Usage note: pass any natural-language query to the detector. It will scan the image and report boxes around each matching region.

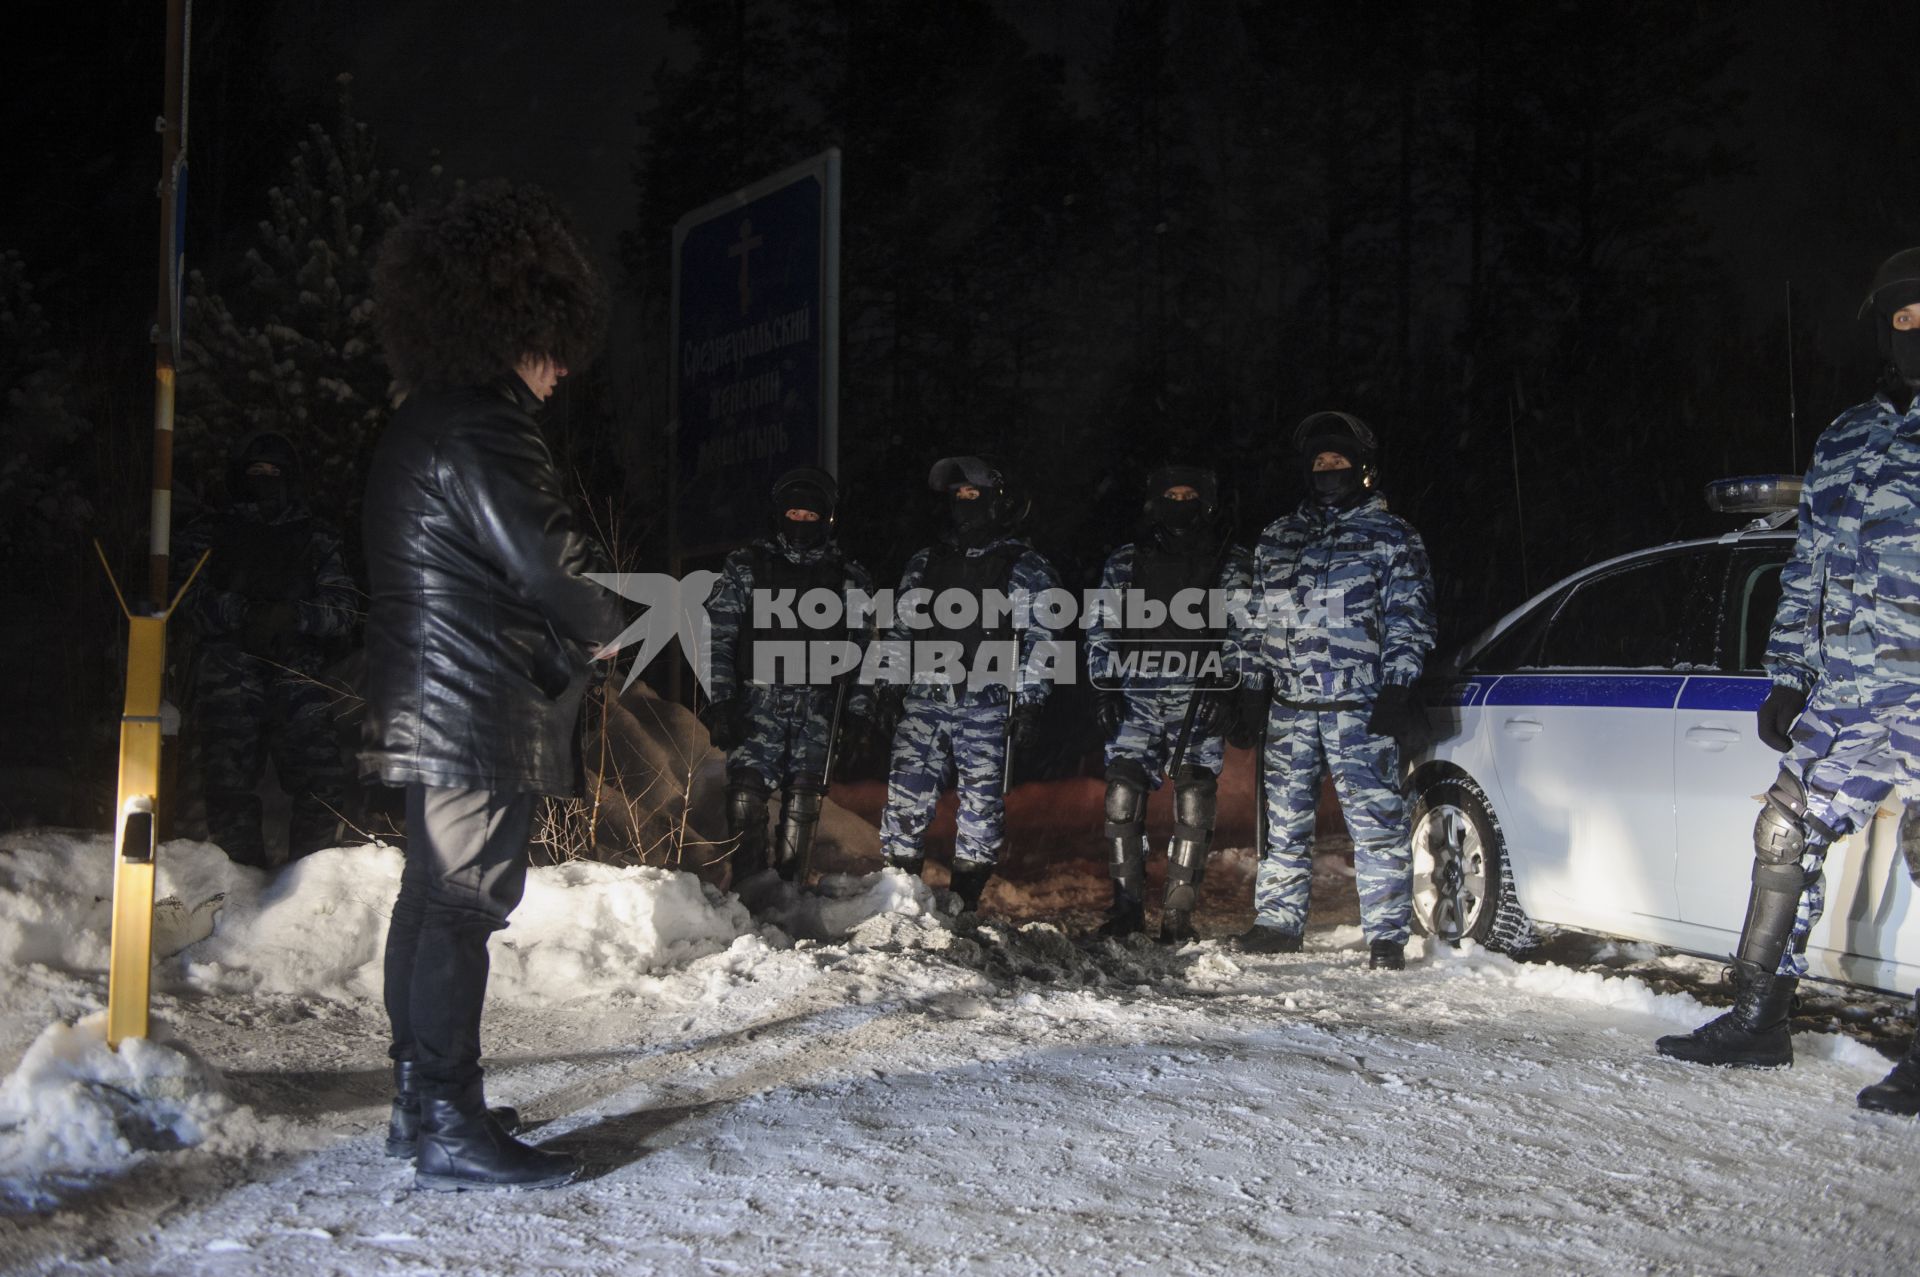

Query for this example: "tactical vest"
[209,514,320,602]
[919,542,1023,669]
[1124,542,1225,660]
[739,546,848,685]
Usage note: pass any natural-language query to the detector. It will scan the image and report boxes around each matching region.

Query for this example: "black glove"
[1227,683,1268,750]
[703,695,748,751]
[1096,690,1128,737]
[1369,684,1433,753]
[1367,684,1416,738]
[1189,689,1227,738]
[1756,683,1808,753]
[1010,701,1044,752]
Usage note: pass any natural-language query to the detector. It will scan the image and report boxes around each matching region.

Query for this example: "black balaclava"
[1863,249,1920,392]
[771,467,837,552]
[950,491,998,543]
[232,432,298,516]
[1292,411,1376,510]
[1144,464,1217,548]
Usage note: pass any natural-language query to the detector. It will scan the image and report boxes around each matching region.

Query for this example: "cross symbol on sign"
[727,219,765,317]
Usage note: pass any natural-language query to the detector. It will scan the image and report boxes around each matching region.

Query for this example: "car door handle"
[1502,717,1544,739]
[1685,724,1742,751]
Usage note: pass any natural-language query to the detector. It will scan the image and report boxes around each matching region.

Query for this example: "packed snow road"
[0,833,1912,1276]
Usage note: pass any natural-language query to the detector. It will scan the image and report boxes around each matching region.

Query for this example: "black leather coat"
[359,378,624,795]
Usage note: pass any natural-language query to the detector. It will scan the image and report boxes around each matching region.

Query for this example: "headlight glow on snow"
[1704,474,1803,515]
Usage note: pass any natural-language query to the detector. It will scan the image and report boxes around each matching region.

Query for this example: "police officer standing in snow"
[1087,465,1253,942]
[875,456,1062,913]
[178,430,358,866]
[1231,412,1436,968]
[703,467,873,895]
[1658,249,1920,1112]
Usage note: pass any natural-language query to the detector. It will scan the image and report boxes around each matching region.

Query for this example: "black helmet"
[1143,463,1219,518]
[771,465,837,522]
[1291,410,1378,466]
[928,454,1028,529]
[1860,247,1920,320]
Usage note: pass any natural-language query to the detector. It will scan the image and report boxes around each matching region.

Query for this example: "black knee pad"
[725,781,770,833]
[783,777,825,826]
[1104,759,1150,832]
[1753,772,1810,866]
[1172,768,1218,835]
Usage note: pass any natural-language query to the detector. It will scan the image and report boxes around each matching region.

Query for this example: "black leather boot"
[386,1060,521,1159]
[1234,924,1303,954]
[414,1081,579,1191]
[1857,991,1920,1114]
[1655,959,1797,1068]
[1097,888,1145,938]
[949,860,993,914]
[1368,938,1406,970]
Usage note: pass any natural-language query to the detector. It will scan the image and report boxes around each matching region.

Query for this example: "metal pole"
[107,0,191,1049]
[149,0,190,603]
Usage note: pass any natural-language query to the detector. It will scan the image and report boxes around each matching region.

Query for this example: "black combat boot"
[949,860,993,914]
[1655,960,1797,1068]
[1158,908,1197,944]
[1098,889,1145,938]
[886,853,926,877]
[386,1060,520,1159]
[1234,924,1303,955]
[1858,991,1920,1115]
[1368,939,1406,970]
[414,1080,579,1191]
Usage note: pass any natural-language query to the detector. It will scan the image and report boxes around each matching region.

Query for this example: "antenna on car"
[1786,280,1799,469]
[1508,391,1531,598]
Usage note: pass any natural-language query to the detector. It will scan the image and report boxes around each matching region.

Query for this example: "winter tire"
[1410,772,1516,948]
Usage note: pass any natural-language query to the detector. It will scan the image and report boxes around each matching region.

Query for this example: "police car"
[1409,477,1920,993]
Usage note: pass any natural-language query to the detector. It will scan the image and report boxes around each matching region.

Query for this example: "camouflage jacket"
[1086,535,1254,691]
[1767,393,1920,706]
[704,534,875,705]
[175,500,358,659]
[882,532,1063,708]
[1235,494,1435,705]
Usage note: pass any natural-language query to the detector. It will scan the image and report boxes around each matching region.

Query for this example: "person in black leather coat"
[362,180,623,1191]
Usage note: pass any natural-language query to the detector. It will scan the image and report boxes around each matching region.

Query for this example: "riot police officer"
[1088,464,1252,942]
[875,456,1062,913]
[703,467,873,891]
[1232,413,1436,968]
[1658,250,1920,1111]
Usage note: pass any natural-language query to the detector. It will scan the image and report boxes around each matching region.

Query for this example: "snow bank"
[1,832,941,1010]
[0,1013,236,1188]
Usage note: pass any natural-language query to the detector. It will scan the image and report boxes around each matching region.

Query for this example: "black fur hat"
[373,179,608,394]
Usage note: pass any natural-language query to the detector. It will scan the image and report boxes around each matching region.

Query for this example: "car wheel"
[1410,773,1508,946]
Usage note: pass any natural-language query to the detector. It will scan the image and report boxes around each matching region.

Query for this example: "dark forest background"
[4,0,1919,817]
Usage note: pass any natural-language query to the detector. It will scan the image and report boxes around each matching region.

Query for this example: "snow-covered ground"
[0,830,1914,1276]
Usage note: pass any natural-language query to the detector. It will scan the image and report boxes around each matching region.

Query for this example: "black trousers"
[383,785,535,1099]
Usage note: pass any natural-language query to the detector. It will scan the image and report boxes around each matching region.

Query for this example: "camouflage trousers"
[1771,697,1920,977]
[726,684,836,791]
[880,694,1012,868]
[1105,687,1226,784]
[1254,703,1412,944]
[196,643,346,867]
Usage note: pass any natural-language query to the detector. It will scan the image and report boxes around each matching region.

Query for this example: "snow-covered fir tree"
[178,74,452,527]
[0,251,93,560]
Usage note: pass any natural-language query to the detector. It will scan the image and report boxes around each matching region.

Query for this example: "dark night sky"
[286,0,1920,419]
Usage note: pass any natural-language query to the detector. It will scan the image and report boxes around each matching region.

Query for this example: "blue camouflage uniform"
[1088,540,1254,784]
[705,533,873,879]
[877,533,1062,869]
[1236,493,1436,943]
[1763,393,1920,977]
[177,499,359,866]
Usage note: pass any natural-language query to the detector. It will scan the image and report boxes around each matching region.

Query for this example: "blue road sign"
[671,150,841,558]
